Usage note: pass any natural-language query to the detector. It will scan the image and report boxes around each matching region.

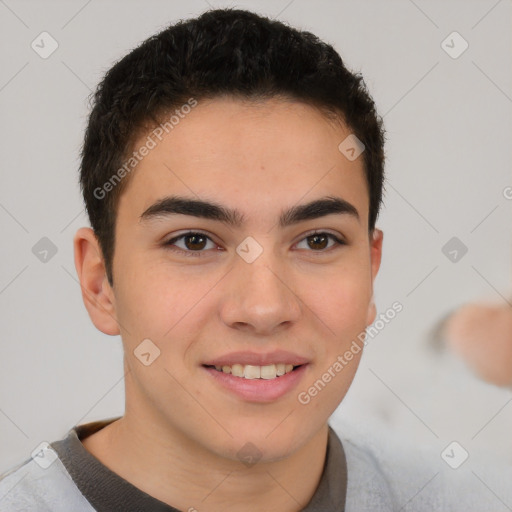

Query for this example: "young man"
[0,8,394,511]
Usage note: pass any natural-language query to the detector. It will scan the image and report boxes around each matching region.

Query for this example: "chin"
[227,420,317,461]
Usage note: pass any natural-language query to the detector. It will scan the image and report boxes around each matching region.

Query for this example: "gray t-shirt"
[0,418,395,511]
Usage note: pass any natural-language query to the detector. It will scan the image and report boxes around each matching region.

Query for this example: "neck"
[83,408,329,512]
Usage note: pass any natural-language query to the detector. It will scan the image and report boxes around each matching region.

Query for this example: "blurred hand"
[443,303,512,387]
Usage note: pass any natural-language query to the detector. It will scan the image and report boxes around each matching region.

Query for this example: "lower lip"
[203,365,308,403]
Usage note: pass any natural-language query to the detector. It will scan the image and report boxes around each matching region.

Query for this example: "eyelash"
[163,230,346,257]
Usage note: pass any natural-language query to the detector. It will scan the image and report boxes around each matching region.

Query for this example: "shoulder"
[333,417,512,512]
[331,419,445,511]
[0,448,94,512]
[339,436,397,511]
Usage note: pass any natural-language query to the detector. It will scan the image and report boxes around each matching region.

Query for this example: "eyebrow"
[139,194,360,228]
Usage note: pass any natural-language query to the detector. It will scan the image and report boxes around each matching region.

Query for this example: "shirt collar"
[52,417,347,512]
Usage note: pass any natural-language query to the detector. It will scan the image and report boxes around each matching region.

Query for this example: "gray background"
[0,0,511,498]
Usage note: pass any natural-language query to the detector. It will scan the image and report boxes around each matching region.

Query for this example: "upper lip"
[203,350,310,367]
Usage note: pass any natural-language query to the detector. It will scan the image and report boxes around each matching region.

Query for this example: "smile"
[207,363,297,380]
[203,363,308,403]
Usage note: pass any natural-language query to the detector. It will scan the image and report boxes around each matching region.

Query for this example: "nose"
[219,249,302,336]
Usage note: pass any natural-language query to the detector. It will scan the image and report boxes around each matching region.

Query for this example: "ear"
[73,227,120,336]
[366,228,383,326]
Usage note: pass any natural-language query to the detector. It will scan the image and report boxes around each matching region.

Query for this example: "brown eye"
[296,232,345,252]
[307,233,329,250]
[183,233,207,250]
[165,231,216,256]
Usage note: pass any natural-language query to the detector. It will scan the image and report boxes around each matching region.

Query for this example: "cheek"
[114,244,372,349]
[302,264,372,339]
[113,259,219,352]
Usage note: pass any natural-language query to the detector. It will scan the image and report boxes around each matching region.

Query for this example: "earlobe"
[366,229,383,326]
[73,227,120,336]
[370,228,383,282]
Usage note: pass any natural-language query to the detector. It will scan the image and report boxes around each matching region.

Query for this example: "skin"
[74,97,383,512]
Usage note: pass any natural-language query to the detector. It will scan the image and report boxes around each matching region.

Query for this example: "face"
[77,97,382,463]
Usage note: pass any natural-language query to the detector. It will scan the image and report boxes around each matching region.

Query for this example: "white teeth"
[231,364,244,377]
[211,363,297,379]
[260,364,277,380]
[244,365,261,379]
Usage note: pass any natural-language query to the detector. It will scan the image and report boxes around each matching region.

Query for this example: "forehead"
[118,98,369,226]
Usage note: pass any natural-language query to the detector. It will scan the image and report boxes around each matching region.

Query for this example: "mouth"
[202,350,310,402]
[203,363,301,380]
[202,353,309,402]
